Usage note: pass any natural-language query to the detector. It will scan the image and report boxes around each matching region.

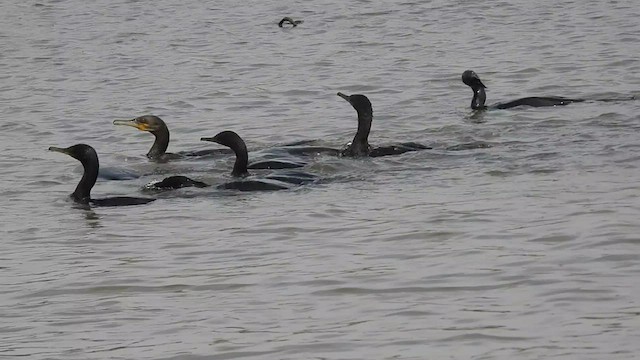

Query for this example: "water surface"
[1,0,639,359]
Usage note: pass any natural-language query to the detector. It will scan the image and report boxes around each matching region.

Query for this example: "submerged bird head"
[462,70,487,89]
[49,144,98,165]
[278,17,303,27]
[113,115,167,134]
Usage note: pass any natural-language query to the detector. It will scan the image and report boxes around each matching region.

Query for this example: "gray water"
[2,0,640,359]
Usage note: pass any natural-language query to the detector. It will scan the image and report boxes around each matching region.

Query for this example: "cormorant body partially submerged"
[49,144,155,207]
[201,131,317,191]
[113,115,231,161]
[148,131,314,191]
[279,93,430,158]
[461,70,585,110]
[337,92,431,157]
[278,17,303,27]
[150,175,209,190]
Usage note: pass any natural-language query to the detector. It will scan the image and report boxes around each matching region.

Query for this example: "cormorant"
[461,70,585,110]
[113,115,231,160]
[279,17,303,27]
[337,92,431,157]
[201,131,317,191]
[149,131,312,191]
[49,144,155,206]
[280,93,430,158]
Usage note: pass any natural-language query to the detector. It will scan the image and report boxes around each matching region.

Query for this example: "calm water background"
[1,0,640,359]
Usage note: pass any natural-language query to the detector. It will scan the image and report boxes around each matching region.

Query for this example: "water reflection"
[72,205,102,228]
[466,110,487,123]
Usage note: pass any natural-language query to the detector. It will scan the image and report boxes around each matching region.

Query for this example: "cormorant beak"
[49,146,82,161]
[48,146,70,155]
[113,119,154,132]
[337,92,350,103]
[200,136,221,145]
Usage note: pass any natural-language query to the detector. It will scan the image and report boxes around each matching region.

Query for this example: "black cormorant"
[337,92,431,157]
[150,131,312,190]
[49,144,155,206]
[281,93,430,157]
[278,17,303,27]
[201,131,317,191]
[461,70,585,110]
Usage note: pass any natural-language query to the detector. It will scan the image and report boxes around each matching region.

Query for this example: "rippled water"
[2,0,640,359]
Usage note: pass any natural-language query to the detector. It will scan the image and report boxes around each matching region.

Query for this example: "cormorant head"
[113,115,167,134]
[49,144,97,164]
[201,131,249,177]
[201,130,244,149]
[337,92,373,117]
[462,70,486,89]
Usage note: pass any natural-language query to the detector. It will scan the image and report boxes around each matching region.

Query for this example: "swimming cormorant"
[337,92,431,157]
[113,115,231,160]
[280,93,430,157]
[149,131,311,190]
[461,70,585,110]
[278,17,303,27]
[49,144,155,206]
[201,131,316,191]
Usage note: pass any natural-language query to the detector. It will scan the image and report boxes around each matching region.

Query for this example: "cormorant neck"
[471,86,487,110]
[72,154,98,203]
[148,127,169,158]
[230,140,249,177]
[345,111,372,156]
